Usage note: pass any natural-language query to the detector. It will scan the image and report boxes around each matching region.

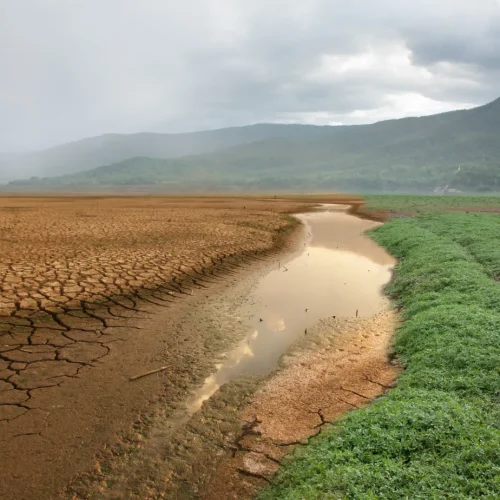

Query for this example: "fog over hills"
[2,97,499,193]
[0,124,337,182]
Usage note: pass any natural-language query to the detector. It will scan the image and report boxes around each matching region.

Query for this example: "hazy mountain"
[3,97,500,193]
[0,124,337,182]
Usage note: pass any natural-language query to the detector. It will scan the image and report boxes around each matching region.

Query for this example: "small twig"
[129,366,169,381]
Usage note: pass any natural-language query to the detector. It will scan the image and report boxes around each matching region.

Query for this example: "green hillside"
[0,124,336,181]
[3,97,500,193]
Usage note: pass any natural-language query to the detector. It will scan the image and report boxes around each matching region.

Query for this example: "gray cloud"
[1,0,499,151]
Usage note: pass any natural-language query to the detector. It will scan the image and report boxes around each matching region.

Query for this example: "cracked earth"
[1,194,366,499]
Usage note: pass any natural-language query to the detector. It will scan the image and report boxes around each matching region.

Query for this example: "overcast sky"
[1,0,499,151]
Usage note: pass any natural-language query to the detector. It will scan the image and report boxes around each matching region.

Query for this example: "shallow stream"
[186,205,395,413]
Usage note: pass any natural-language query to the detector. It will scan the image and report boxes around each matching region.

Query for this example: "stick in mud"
[129,366,169,381]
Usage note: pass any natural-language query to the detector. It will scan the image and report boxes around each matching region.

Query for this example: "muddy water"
[186,205,395,413]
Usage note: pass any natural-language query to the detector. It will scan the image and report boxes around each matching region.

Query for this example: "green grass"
[260,213,500,499]
[364,194,500,212]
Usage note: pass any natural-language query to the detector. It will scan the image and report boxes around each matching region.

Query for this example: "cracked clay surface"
[2,195,351,499]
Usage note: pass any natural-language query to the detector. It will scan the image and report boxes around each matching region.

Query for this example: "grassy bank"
[364,194,500,213]
[260,212,500,499]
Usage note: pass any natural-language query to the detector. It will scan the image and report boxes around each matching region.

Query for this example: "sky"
[1,0,499,151]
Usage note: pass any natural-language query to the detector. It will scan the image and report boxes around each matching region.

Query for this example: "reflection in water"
[186,207,395,414]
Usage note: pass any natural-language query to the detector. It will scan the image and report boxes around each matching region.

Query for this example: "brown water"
[186,205,395,413]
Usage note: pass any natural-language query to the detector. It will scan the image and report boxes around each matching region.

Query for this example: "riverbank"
[261,212,500,499]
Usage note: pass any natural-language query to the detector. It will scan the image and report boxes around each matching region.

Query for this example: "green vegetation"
[364,194,500,212]
[260,212,500,499]
[0,124,325,181]
[3,97,500,193]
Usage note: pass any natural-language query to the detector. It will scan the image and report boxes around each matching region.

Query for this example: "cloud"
[0,0,499,151]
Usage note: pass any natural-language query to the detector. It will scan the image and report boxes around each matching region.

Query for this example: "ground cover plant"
[260,211,500,499]
[364,194,500,214]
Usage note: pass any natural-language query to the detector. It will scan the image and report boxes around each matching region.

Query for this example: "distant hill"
[3,97,500,193]
[0,124,336,182]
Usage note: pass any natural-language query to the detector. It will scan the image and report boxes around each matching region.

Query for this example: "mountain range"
[2,97,499,193]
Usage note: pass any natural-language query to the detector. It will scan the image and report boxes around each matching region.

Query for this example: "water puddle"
[184,205,395,414]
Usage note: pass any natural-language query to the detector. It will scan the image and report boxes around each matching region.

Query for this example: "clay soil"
[0,194,365,500]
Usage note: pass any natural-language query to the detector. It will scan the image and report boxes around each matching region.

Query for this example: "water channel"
[186,205,395,413]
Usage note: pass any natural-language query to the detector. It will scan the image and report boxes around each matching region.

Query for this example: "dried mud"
[0,194,366,500]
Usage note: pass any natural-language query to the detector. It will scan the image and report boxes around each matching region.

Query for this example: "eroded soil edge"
[202,308,399,499]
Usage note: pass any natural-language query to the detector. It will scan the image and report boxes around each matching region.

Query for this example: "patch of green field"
[364,194,500,212]
[260,213,500,499]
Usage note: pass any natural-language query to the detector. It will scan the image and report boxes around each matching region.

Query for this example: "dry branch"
[129,366,169,381]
